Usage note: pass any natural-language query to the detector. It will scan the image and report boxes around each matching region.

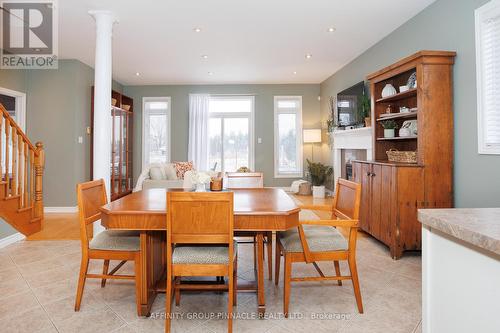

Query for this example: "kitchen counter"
[418,208,500,333]
[418,208,500,256]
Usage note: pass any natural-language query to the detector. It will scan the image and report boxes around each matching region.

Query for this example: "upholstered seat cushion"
[172,243,237,264]
[90,230,140,251]
[278,225,347,253]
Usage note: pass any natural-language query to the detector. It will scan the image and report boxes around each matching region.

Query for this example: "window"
[142,97,171,167]
[208,96,254,172]
[476,0,500,154]
[274,96,303,178]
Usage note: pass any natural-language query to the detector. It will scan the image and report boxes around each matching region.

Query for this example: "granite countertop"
[418,208,500,256]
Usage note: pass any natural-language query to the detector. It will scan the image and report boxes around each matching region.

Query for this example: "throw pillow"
[150,166,164,180]
[174,161,194,179]
[164,163,178,180]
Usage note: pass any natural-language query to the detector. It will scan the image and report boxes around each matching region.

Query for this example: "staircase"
[0,104,44,236]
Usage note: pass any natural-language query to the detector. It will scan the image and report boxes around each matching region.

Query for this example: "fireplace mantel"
[331,127,373,185]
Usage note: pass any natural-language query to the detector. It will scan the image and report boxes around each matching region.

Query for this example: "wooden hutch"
[91,89,134,201]
[352,51,456,259]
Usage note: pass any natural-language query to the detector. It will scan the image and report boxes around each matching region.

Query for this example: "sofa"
[134,162,217,191]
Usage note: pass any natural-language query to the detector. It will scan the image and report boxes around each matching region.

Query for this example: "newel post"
[34,142,45,220]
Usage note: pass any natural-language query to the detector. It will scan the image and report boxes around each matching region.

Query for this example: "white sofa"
[134,163,216,191]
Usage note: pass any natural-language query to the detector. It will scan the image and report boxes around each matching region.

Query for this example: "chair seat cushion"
[278,225,348,253]
[90,230,140,251]
[172,243,237,264]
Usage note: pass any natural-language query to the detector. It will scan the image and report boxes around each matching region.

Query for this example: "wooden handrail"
[0,103,44,218]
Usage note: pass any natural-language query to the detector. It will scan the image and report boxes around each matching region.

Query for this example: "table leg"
[256,232,266,315]
[137,231,165,316]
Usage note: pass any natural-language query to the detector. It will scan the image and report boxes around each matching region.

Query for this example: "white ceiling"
[58,0,436,85]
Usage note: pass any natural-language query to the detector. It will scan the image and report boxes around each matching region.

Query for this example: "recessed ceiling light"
[305,54,312,59]
[135,72,140,76]
[327,27,336,33]
[201,54,208,59]
[293,71,297,75]
[208,71,213,75]
[193,27,202,32]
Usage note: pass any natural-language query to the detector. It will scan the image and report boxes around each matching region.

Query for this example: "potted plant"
[358,94,371,127]
[381,120,399,138]
[306,159,333,198]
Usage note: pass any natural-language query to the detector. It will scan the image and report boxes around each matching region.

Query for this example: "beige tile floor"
[0,231,422,333]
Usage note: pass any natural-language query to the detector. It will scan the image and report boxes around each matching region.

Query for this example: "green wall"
[123,84,321,187]
[320,0,499,208]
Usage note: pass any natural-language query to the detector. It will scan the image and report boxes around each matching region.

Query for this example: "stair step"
[4,194,21,201]
[18,206,34,213]
[30,217,42,224]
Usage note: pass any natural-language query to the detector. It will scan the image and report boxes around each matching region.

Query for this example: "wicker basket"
[386,149,417,163]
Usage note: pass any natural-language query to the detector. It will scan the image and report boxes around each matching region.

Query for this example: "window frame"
[273,96,303,178]
[475,0,500,155]
[142,96,172,168]
[208,95,255,172]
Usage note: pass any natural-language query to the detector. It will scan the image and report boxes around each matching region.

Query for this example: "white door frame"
[0,87,26,131]
[142,96,172,169]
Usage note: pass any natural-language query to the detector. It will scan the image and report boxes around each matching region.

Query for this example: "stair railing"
[0,103,44,220]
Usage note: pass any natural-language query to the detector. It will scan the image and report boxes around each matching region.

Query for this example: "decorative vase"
[364,117,371,127]
[195,183,206,192]
[381,84,397,98]
[384,129,395,138]
[312,185,325,198]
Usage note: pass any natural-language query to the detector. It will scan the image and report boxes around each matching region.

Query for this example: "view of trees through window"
[208,97,253,172]
[275,97,302,177]
[143,99,170,166]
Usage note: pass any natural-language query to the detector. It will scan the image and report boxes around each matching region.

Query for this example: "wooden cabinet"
[353,161,424,258]
[91,89,134,201]
[353,51,455,259]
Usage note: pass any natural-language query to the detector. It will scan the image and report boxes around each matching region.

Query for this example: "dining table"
[99,187,300,317]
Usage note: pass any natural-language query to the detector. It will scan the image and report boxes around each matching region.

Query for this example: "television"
[337,81,366,126]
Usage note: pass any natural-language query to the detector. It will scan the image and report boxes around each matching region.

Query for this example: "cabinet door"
[378,165,394,245]
[353,162,371,233]
[370,164,382,238]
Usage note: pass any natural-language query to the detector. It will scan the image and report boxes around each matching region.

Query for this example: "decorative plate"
[407,72,417,89]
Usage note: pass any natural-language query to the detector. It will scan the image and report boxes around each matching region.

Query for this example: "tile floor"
[0,230,422,333]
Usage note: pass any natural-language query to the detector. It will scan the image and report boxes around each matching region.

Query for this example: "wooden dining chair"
[165,191,237,333]
[225,172,273,280]
[75,179,142,314]
[275,178,363,316]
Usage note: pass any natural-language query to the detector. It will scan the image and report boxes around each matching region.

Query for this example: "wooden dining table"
[99,188,300,316]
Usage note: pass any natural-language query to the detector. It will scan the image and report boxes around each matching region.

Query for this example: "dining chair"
[225,172,273,280]
[165,191,237,333]
[275,178,363,316]
[74,179,142,314]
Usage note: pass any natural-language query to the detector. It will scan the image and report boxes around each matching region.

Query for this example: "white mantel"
[331,127,373,183]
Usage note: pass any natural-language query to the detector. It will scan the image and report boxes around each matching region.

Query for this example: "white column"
[89,10,116,235]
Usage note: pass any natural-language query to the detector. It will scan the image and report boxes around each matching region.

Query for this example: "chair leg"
[334,260,342,286]
[174,277,181,306]
[274,240,281,286]
[233,256,238,306]
[101,259,110,288]
[165,273,173,333]
[228,273,234,333]
[74,255,89,311]
[253,236,257,270]
[266,232,273,281]
[348,258,363,313]
[283,253,292,318]
[134,253,143,316]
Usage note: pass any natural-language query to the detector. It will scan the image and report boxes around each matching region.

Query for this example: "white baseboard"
[44,206,78,213]
[0,232,25,249]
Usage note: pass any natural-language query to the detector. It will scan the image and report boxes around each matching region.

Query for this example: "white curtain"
[188,94,210,170]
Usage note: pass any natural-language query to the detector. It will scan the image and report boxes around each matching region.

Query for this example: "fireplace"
[341,149,367,180]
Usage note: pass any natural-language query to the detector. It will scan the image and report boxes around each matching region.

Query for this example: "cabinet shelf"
[376,88,417,103]
[376,136,417,141]
[376,112,417,121]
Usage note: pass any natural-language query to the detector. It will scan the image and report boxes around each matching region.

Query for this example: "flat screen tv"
[337,81,366,126]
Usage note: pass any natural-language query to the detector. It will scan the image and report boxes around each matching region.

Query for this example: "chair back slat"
[76,179,108,247]
[225,172,263,189]
[333,178,361,220]
[167,191,233,245]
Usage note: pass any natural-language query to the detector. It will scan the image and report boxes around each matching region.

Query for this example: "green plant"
[306,159,333,186]
[358,94,371,121]
[380,119,399,129]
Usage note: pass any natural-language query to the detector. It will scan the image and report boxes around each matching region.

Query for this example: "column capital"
[88,10,118,24]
